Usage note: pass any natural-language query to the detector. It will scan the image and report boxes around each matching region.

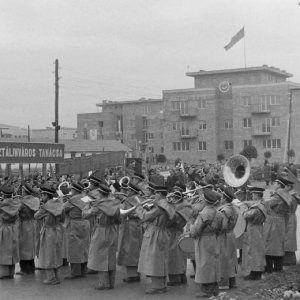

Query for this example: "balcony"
[250,105,270,114]
[251,127,271,136]
[179,129,198,138]
[178,108,198,118]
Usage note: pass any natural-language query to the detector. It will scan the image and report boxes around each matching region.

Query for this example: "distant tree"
[264,151,272,160]
[287,149,296,163]
[240,145,258,161]
[217,153,225,162]
[156,154,167,164]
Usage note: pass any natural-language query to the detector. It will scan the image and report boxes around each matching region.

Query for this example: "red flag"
[224,27,245,51]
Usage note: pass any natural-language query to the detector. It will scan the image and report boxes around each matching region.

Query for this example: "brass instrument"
[223,154,250,188]
[80,179,91,191]
[119,176,130,187]
[57,181,71,197]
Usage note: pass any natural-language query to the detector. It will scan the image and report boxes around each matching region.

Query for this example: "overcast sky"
[1,0,300,129]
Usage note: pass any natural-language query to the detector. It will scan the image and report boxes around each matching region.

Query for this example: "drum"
[233,205,247,238]
[178,235,195,253]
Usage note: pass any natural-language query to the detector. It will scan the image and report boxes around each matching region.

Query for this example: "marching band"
[0,155,299,298]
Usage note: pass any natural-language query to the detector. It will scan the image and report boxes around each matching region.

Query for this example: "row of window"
[170,117,280,132]
[172,139,282,152]
[241,95,280,107]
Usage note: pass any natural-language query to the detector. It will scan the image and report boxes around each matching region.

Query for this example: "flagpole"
[244,26,247,68]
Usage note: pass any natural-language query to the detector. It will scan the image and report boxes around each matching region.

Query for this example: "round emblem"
[219,81,230,93]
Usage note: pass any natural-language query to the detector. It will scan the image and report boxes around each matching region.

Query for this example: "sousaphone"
[223,154,251,238]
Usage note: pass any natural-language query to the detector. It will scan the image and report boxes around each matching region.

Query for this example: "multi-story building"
[164,65,300,164]
[77,98,164,156]
[77,65,300,164]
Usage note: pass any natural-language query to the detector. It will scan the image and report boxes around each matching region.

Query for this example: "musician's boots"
[284,251,297,266]
[244,271,262,280]
[273,256,284,272]
[108,270,116,289]
[265,255,274,273]
[229,277,237,288]
[95,271,110,290]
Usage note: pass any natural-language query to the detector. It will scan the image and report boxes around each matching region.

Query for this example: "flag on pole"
[224,27,245,51]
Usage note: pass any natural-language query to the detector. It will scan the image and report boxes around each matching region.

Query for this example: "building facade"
[77,99,164,158]
[77,66,300,164]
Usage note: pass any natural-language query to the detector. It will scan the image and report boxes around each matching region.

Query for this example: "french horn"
[119,176,130,187]
[223,154,250,188]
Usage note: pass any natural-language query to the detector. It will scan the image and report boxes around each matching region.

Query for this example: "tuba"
[223,154,250,188]
[80,179,91,191]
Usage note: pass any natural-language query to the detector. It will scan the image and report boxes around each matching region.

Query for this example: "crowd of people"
[0,162,299,298]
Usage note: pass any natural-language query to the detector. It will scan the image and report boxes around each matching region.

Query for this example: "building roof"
[186,65,292,78]
[96,98,162,107]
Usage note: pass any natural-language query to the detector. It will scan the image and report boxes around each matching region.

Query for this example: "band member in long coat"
[18,183,40,275]
[34,185,64,285]
[0,185,21,279]
[188,189,223,298]
[167,190,192,286]
[283,182,299,265]
[82,183,121,290]
[117,183,143,282]
[135,186,176,294]
[218,187,238,289]
[242,186,267,280]
[264,177,291,273]
[131,172,148,196]
[64,182,90,279]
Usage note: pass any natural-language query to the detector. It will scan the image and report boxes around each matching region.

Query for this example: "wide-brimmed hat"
[275,176,294,187]
[97,183,111,195]
[128,183,141,194]
[70,182,85,193]
[132,172,145,181]
[40,184,56,196]
[203,189,221,205]
[23,183,34,194]
[1,184,14,196]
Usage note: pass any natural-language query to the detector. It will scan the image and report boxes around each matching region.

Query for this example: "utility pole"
[52,59,60,176]
[28,125,31,174]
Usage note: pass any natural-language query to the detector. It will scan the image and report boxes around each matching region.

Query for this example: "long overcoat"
[284,192,298,252]
[242,202,266,272]
[218,203,238,278]
[64,195,90,263]
[168,202,192,275]
[189,205,223,284]
[0,197,21,265]
[19,196,39,260]
[83,197,120,271]
[117,196,142,266]
[34,198,64,269]
[137,198,175,277]
[264,193,289,256]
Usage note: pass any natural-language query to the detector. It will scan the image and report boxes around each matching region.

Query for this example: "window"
[171,121,186,131]
[224,119,233,129]
[98,121,103,127]
[241,96,251,106]
[173,141,190,151]
[171,101,180,110]
[142,105,153,115]
[131,134,136,140]
[148,133,154,140]
[271,117,280,127]
[260,95,280,109]
[198,99,207,109]
[262,118,271,133]
[199,120,207,130]
[161,146,164,153]
[243,140,252,148]
[243,118,252,128]
[171,101,188,113]
[224,140,234,150]
[263,139,281,149]
[198,141,207,151]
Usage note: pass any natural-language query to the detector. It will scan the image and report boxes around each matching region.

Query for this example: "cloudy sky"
[1,0,300,129]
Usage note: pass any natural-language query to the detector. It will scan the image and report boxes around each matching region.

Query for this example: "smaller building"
[31,127,77,140]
